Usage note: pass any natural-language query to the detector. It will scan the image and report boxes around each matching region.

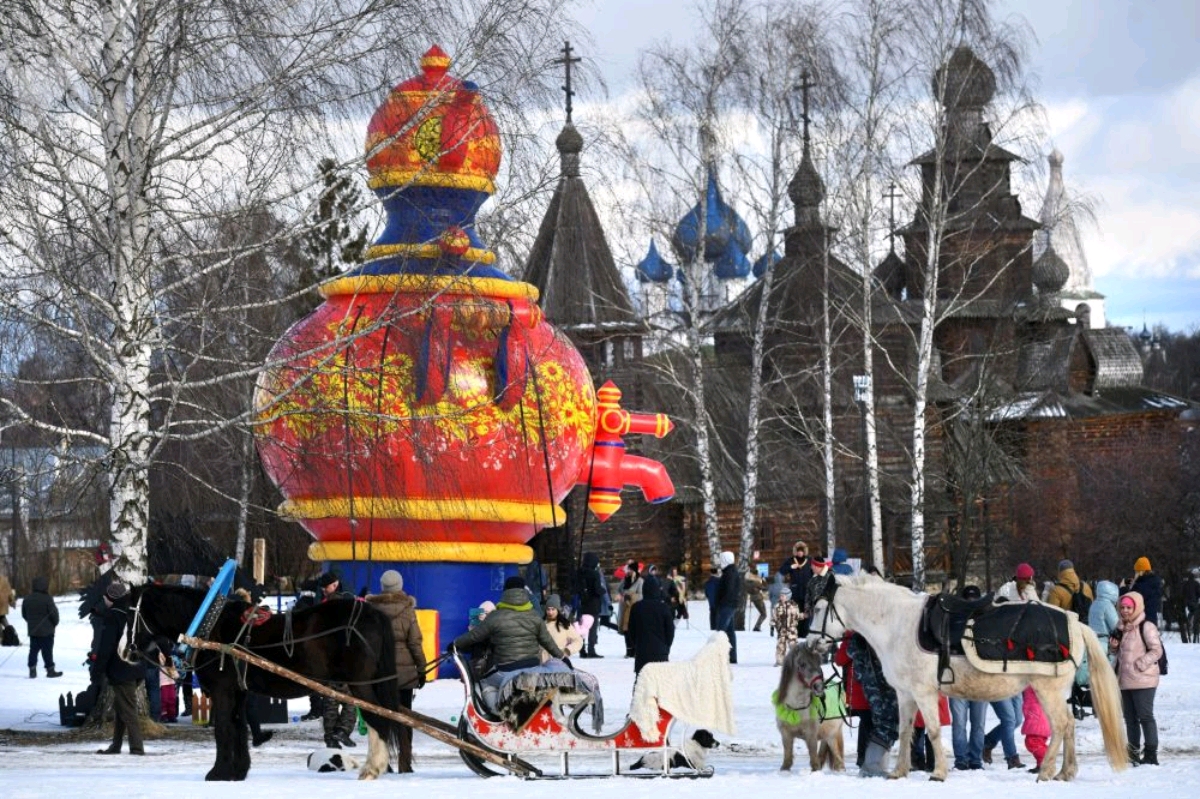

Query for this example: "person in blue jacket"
[832,548,855,576]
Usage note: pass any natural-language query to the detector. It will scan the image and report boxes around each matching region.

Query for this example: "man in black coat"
[293,578,324,720]
[714,551,742,664]
[627,576,674,674]
[779,541,814,637]
[22,575,61,678]
[93,581,145,754]
[318,571,358,748]
[577,552,607,658]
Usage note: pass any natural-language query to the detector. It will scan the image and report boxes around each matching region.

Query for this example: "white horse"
[806,574,1127,782]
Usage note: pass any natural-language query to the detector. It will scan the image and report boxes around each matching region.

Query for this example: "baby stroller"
[1069,682,1093,721]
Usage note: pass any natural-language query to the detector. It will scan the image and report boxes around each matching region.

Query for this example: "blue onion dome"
[635,239,674,283]
[672,170,753,269]
[712,238,752,280]
[753,250,782,278]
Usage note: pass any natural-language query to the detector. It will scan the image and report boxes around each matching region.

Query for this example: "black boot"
[46,667,63,678]
[96,744,122,755]
[1142,746,1158,765]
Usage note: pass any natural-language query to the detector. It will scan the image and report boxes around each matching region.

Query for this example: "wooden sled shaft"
[179,635,540,778]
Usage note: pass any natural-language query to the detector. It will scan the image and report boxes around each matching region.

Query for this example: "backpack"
[1059,582,1093,619]
[1138,621,1168,676]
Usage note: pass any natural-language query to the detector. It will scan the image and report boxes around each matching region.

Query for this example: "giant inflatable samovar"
[254,46,673,664]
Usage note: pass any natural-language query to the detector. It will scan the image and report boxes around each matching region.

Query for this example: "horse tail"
[365,620,404,760]
[1080,623,1128,771]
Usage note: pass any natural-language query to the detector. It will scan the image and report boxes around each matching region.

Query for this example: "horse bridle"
[121,591,168,667]
[810,579,849,648]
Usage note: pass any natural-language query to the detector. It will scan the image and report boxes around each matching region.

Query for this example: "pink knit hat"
[1015,563,1034,580]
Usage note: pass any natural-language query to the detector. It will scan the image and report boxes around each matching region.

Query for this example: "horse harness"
[134,590,386,690]
[920,594,1077,685]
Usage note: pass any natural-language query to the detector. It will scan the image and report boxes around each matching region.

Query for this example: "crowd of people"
[2,540,1191,776]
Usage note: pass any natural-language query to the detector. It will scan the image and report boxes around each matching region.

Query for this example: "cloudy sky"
[568,0,1200,332]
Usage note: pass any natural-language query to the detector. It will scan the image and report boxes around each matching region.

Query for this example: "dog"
[630,729,719,772]
[306,748,362,773]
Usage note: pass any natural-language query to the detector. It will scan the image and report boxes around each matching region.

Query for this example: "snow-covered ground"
[2,592,1198,797]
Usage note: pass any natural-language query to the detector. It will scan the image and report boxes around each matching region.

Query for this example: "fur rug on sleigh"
[629,633,737,742]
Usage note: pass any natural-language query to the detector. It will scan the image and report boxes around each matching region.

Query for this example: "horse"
[127,584,405,781]
[772,642,845,773]
[805,574,1126,782]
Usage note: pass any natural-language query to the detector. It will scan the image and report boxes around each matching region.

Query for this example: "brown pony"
[772,642,845,772]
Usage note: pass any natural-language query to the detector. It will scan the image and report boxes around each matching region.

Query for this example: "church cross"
[553,41,582,123]
[796,69,815,155]
[884,181,901,252]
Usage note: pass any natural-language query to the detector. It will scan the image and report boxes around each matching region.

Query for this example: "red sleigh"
[451,634,735,778]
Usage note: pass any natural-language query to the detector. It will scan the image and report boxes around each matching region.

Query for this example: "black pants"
[398,687,415,772]
[110,681,144,752]
[1121,687,1158,750]
[28,634,55,670]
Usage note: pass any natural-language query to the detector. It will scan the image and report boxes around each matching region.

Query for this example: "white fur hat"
[718,551,735,569]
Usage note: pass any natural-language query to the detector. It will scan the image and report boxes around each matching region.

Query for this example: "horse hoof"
[929,774,945,782]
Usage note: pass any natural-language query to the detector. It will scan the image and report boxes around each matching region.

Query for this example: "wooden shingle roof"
[522,124,643,337]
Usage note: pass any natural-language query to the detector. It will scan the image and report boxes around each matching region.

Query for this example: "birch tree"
[884,0,1035,589]
[727,2,837,571]
[0,0,580,581]
[630,0,754,571]
[827,0,912,570]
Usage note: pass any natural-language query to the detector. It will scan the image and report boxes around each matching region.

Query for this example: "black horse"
[128,584,405,781]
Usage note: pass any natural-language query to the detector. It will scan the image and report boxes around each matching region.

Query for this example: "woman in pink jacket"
[1110,591,1162,765]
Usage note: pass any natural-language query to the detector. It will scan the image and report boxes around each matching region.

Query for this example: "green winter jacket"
[452,587,563,667]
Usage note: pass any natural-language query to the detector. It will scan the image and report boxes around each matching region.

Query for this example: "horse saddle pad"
[961,602,1078,676]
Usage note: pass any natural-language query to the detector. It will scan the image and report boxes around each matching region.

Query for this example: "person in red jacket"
[835,631,872,767]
